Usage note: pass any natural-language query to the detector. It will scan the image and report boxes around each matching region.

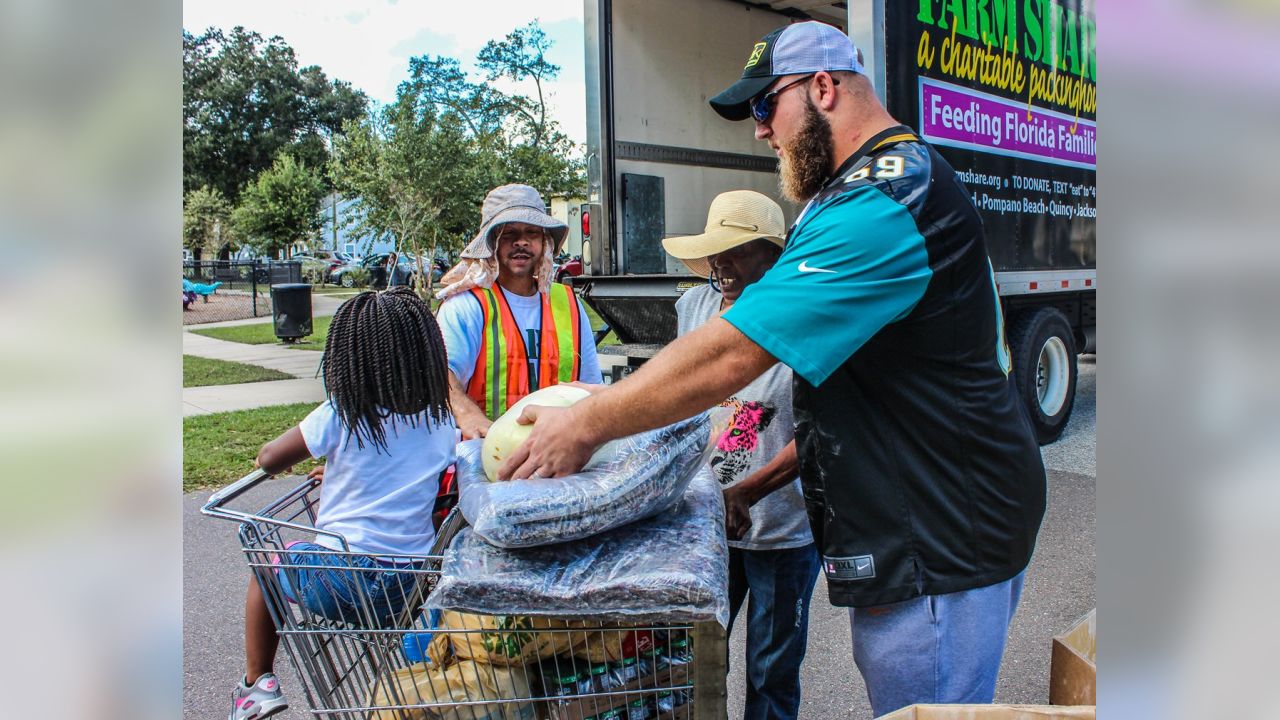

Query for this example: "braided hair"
[320,286,452,451]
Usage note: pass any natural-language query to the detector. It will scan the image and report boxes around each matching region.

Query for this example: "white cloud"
[183,0,586,143]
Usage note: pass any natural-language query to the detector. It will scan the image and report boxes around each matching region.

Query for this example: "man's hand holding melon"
[483,384,602,482]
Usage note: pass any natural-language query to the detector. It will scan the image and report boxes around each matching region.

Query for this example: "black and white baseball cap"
[709,20,864,122]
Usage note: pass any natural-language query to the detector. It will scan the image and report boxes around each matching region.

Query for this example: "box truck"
[575,0,1096,443]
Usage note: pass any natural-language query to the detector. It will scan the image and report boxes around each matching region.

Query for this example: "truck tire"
[1009,307,1077,445]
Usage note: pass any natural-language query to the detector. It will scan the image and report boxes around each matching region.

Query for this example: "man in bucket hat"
[435,183,602,438]
[666,190,819,720]
[499,20,1047,716]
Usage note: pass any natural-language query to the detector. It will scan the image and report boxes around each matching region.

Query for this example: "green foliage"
[345,266,372,288]
[330,21,583,260]
[183,26,366,201]
[301,264,327,285]
[477,22,557,146]
[183,355,292,387]
[183,402,322,489]
[183,186,232,255]
[231,153,327,257]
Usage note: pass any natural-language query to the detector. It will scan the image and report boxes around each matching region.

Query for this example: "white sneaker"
[229,673,289,720]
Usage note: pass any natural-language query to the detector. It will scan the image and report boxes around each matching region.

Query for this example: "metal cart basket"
[203,470,728,720]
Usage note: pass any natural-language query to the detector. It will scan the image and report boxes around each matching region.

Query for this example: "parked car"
[291,252,343,283]
[331,253,417,288]
[553,253,583,283]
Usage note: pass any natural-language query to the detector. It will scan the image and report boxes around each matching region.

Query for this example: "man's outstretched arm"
[498,317,777,480]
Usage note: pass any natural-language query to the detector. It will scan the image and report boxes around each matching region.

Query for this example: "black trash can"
[270,283,313,342]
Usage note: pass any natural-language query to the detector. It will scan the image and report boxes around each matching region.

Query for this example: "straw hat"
[662,191,786,277]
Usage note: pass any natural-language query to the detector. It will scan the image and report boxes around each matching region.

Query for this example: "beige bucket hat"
[462,184,568,259]
[661,190,786,278]
[436,183,565,300]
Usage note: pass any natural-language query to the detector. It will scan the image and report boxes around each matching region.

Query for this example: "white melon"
[481,384,592,482]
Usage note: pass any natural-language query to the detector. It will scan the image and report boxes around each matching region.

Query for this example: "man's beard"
[779,97,835,203]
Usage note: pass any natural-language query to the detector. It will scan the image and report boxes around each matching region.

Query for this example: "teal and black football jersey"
[724,126,1046,607]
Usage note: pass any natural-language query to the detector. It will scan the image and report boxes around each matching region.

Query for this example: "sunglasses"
[748,73,838,123]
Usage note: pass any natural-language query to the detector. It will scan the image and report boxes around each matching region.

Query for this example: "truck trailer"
[574,0,1096,444]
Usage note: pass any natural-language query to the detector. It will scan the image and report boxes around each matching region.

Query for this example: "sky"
[182,0,588,144]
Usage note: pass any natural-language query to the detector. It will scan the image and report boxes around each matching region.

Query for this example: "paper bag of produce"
[367,658,534,720]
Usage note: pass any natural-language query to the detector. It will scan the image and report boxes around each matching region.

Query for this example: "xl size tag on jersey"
[823,554,876,580]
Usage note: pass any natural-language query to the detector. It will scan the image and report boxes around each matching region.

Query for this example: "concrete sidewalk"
[181,289,414,417]
[184,377,325,416]
[183,328,327,417]
[183,331,323,378]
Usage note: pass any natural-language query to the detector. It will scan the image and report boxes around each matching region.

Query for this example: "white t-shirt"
[437,285,603,388]
[299,401,454,556]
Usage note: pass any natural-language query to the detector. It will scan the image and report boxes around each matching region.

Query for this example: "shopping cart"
[203,469,728,720]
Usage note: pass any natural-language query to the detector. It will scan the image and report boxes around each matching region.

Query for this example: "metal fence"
[182,260,303,325]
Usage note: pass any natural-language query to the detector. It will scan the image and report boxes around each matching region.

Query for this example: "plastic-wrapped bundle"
[427,468,730,628]
[456,411,725,548]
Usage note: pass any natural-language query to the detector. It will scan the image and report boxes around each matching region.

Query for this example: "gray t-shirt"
[675,284,813,551]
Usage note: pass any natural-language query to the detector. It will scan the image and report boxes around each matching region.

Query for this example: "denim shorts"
[275,541,422,627]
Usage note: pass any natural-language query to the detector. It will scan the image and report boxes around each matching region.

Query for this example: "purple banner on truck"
[918,78,1096,170]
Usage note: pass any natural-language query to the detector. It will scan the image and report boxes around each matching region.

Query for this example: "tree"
[477,22,559,147]
[183,186,232,259]
[183,26,366,201]
[231,153,326,258]
[330,21,583,263]
[331,96,490,263]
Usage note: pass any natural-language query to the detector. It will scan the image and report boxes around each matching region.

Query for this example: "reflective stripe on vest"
[465,283,583,419]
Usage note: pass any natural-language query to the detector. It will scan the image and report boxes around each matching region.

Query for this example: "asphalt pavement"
[725,356,1096,718]
[183,357,1095,719]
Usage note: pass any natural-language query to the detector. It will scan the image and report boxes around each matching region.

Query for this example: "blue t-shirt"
[723,187,932,386]
[300,401,455,556]
[437,285,603,388]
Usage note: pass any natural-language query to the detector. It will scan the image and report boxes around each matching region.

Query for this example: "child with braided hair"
[228,287,455,720]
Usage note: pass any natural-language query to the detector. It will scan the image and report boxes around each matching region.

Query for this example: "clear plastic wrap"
[427,468,730,627]
[456,411,725,548]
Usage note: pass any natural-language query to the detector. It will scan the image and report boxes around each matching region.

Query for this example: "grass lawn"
[192,315,332,351]
[183,402,322,490]
[183,355,292,388]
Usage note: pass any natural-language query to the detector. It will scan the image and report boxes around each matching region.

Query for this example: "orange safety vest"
[466,283,583,419]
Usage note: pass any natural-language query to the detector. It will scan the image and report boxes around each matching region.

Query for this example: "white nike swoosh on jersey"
[798,261,837,274]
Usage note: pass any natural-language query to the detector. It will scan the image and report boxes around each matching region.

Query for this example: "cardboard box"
[1049,609,1096,706]
[878,704,1095,720]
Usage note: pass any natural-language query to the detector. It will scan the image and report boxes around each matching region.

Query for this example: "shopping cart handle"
[201,468,273,520]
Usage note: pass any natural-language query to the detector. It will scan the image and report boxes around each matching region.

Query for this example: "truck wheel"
[1009,307,1077,445]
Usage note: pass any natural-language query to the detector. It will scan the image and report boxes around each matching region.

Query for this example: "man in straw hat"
[435,183,602,439]
[666,190,819,720]
[499,20,1047,716]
